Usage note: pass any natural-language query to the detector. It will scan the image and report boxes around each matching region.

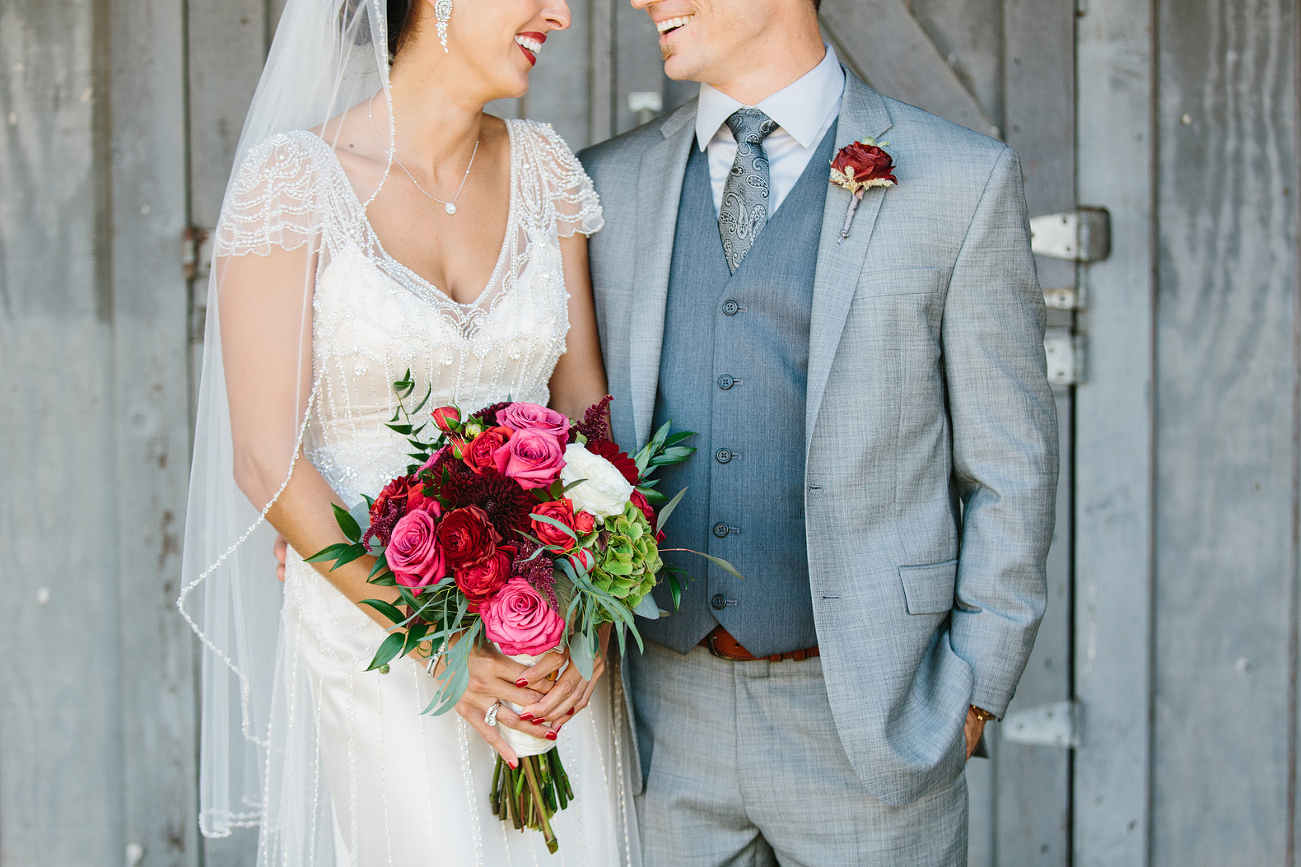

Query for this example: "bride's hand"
[450,640,556,767]
[516,624,611,734]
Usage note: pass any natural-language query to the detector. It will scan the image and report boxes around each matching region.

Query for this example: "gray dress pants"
[628,640,968,867]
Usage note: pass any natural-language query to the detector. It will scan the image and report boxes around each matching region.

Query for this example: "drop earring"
[434,0,452,52]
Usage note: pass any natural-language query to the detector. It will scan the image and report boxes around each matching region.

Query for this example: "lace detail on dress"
[515,121,604,238]
[215,134,339,258]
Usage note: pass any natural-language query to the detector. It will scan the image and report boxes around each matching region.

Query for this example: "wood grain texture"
[614,0,663,134]
[819,0,997,136]
[912,0,1004,133]
[1073,2,1156,864]
[1153,1,1297,863]
[0,1,123,863]
[996,1,1077,863]
[109,0,199,862]
[521,0,592,149]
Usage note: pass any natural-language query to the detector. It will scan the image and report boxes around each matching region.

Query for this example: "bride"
[178,0,639,863]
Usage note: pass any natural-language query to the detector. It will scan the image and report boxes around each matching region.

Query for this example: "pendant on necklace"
[445,203,457,215]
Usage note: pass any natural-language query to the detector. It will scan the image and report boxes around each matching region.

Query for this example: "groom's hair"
[812,0,823,10]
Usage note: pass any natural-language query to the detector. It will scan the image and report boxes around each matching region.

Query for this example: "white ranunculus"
[560,443,634,520]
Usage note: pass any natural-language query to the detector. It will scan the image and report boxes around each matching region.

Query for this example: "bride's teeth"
[514,35,542,53]
[656,16,694,34]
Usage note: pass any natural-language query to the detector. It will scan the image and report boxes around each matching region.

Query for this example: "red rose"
[373,475,413,523]
[432,405,461,433]
[455,545,515,613]
[464,426,512,475]
[573,508,595,535]
[830,141,897,187]
[585,438,640,485]
[630,489,656,527]
[530,498,584,551]
[436,505,501,569]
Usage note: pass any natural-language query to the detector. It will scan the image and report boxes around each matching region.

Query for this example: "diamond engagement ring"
[484,700,503,727]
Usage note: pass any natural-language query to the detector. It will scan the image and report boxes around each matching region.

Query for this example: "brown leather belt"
[701,625,820,662]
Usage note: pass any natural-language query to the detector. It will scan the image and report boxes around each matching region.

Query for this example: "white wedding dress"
[216,119,639,866]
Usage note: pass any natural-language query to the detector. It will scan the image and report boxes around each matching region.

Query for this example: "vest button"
[711,594,728,610]
[712,522,730,538]
[722,300,740,316]
[715,448,733,464]
[718,374,735,390]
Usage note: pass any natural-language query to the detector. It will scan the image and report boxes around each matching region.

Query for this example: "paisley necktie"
[718,108,780,273]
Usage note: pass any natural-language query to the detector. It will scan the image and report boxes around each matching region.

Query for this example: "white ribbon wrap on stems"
[497,648,559,758]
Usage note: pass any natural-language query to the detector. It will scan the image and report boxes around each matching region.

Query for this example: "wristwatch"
[969,705,997,723]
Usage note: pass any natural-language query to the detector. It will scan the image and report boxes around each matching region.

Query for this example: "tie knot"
[725,108,779,145]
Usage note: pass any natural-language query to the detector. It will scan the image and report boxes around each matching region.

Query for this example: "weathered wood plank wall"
[1,0,197,863]
[1153,0,1297,863]
[1074,0,1156,863]
[0,1,123,862]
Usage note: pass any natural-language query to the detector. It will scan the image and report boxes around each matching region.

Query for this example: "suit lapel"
[629,102,698,446]
[805,73,894,455]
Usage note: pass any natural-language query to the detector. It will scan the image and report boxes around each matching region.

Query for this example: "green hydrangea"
[590,502,662,610]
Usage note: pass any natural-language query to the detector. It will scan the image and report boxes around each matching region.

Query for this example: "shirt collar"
[695,43,846,151]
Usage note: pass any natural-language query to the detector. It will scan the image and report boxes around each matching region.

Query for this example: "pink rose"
[496,403,570,448]
[481,577,566,657]
[492,429,566,490]
[387,506,448,592]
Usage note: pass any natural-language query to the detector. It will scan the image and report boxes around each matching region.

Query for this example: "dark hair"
[342,0,417,59]
[813,0,822,10]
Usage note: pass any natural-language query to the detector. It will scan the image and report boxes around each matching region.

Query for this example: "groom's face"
[631,0,792,85]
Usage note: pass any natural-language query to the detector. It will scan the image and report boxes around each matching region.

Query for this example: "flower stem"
[838,194,863,245]
[522,755,560,854]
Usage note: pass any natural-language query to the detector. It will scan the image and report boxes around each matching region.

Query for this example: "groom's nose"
[630,0,653,10]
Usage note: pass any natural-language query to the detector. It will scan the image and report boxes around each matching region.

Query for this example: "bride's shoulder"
[230,131,335,193]
[510,119,603,236]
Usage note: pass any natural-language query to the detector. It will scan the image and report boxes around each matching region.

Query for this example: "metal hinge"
[1002,700,1081,749]
[1030,208,1111,263]
[1043,287,1080,310]
[183,225,214,280]
[1044,329,1083,386]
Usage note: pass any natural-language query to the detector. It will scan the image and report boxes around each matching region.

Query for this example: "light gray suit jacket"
[579,70,1059,807]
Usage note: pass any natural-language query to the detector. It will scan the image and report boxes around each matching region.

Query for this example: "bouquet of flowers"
[308,373,736,853]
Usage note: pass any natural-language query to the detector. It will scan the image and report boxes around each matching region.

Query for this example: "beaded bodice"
[216,119,603,505]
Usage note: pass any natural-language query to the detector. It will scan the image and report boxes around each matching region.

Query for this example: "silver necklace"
[369,96,478,215]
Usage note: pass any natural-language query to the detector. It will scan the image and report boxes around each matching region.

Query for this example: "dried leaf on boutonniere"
[829,137,897,244]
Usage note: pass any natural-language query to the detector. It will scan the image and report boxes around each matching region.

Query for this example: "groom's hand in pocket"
[517,624,611,735]
[454,641,554,767]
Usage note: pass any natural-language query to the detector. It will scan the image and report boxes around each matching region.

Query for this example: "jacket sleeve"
[942,145,1059,717]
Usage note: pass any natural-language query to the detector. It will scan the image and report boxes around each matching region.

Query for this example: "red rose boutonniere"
[829,137,897,244]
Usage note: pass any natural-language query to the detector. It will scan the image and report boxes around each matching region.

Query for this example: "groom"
[578,0,1058,863]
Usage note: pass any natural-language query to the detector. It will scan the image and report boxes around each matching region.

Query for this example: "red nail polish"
[509,759,518,769]
[519,712,534,722]
[515,678,530,687]
[545,731,558,741]
[567,708,575,716]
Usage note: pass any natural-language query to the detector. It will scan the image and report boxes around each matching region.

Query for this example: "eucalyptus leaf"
[569,631,596,680]
[632,593,664,620]
[655,487,688,534]
[529,512,578,541]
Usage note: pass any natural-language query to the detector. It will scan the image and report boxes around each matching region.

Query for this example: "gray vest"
[643,122,837,657]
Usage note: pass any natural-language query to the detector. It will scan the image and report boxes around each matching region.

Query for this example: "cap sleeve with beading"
[214,132,330,259]
[520,120,604,238]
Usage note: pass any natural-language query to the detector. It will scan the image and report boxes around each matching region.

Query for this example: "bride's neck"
[385,62,486,177]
